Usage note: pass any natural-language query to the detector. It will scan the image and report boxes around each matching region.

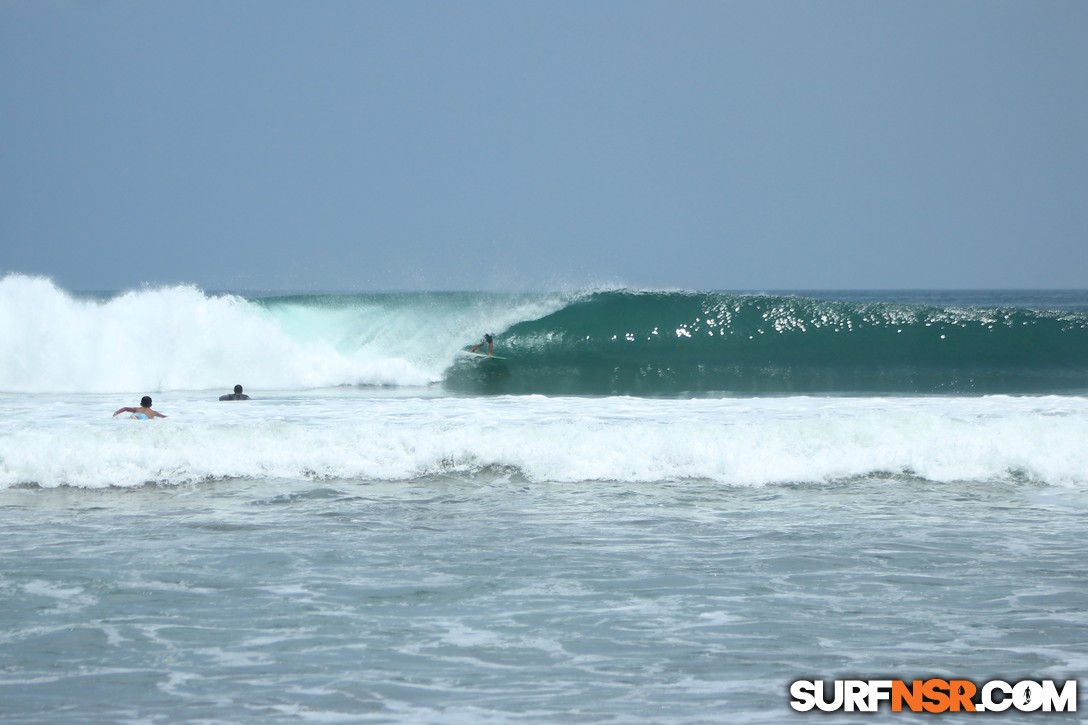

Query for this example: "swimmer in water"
[219,384,251,401]
[113,396,167,420]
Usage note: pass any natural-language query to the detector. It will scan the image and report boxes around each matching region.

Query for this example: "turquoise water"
[1,275,1086,722]
[5,277,1087,397]
[444,289,1088,396]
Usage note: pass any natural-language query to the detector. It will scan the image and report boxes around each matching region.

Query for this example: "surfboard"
[461,350,509,360]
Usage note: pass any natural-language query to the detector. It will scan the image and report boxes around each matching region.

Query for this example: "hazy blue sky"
[2,1,1085,291]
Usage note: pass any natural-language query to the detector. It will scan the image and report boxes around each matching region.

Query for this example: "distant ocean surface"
[1,274,1086,722]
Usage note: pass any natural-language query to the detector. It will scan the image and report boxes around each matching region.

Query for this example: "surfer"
[469,333,494,356]
[113,396,166,420]
[219,384,251,401]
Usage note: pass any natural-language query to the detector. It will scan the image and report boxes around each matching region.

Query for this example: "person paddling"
[219,384,251,401]
[113,396,166,420]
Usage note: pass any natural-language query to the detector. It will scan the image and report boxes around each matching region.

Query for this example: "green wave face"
[444,291,1088,396]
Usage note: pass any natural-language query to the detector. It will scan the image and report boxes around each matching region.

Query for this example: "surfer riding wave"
[468,333,494,356]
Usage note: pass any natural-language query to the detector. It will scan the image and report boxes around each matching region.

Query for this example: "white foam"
[2,393,1087,488]
[22,580,98,613]
[0,274,569,393]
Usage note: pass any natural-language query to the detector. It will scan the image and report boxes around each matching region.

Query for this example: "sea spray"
[4,275,1088,395]
[0,275,571,393]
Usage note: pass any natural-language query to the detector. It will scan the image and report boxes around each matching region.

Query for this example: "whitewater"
[1,273,1086,722]
[3,393,1088,490]
[0,275,574,393]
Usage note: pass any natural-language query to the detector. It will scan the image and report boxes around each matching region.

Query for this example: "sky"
[1,0,1086,292]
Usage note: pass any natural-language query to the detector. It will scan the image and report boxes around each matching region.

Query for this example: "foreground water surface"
[2,395,1087,722]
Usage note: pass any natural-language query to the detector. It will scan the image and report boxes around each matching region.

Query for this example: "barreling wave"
[446,290,1088,395]
[3,274,1087,396]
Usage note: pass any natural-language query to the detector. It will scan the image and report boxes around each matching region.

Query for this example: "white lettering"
[867,680,893,711]
[791,676,1077,713]
[844,680,869,712]
[1039,680,1077,713]
[1014,681,1043,712]
[789,680,816,712]
[814,680,844,712]
[981,680,1012,712]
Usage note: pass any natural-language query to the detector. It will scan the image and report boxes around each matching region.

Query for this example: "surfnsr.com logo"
[789,678,1078,713]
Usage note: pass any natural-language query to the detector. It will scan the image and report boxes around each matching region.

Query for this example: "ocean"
[1,273,1086,723]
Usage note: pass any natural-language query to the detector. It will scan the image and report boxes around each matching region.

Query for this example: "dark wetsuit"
[219,393,251,401]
